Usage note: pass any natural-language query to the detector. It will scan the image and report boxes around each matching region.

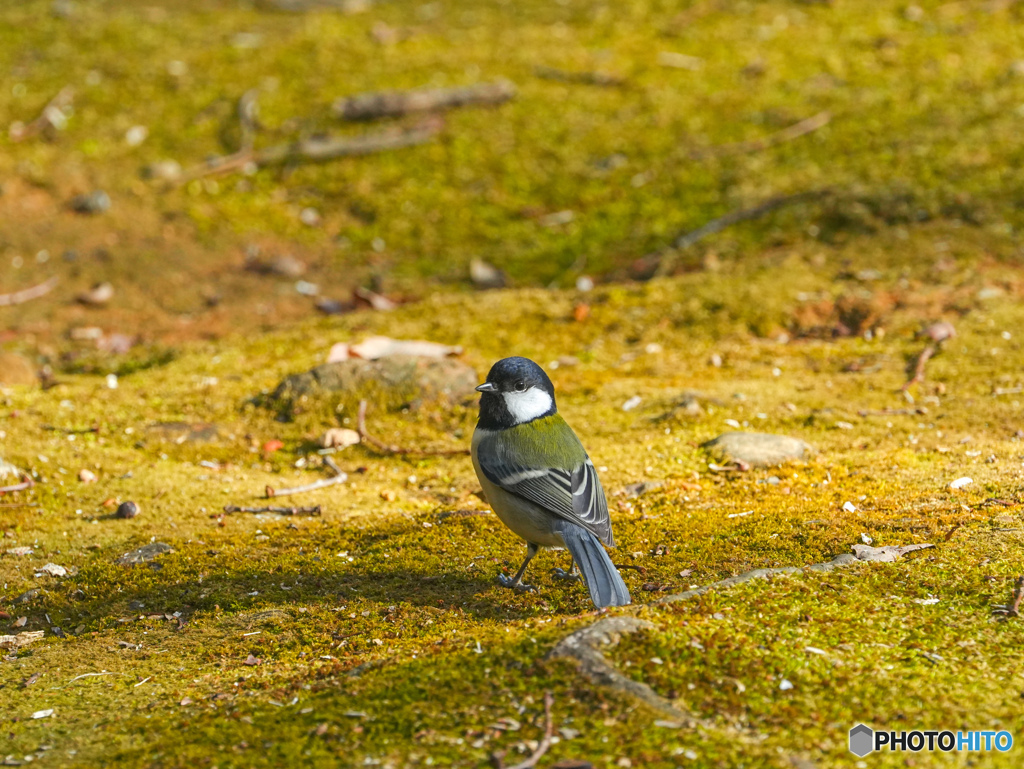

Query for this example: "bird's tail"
[553,520,631,608]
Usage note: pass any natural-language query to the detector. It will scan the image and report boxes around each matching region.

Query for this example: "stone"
[147,422,221,444]
[271,355,478,413]
[702,431,815,468]
[116,542,173,565]
[70,190,111,214]
[0,352,37,386]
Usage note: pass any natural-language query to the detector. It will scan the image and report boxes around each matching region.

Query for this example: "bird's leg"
[552,556,580,581]
[498,542,538,592]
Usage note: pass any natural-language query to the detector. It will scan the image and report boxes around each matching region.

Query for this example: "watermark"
[849,724,1013,757]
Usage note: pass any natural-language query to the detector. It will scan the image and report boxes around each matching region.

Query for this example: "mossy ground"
[3,0,1024,767]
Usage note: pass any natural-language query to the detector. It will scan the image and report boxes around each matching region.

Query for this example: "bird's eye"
[514,381,526,392]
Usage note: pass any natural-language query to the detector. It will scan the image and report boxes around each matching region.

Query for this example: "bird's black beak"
[475,382,497,393]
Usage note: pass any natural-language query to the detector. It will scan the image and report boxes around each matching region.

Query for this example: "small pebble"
[949,476,973,490]
[78,469,97,483]
[124,125,148,146]
[299,207,321,227]
[78,281,114,305]
[842,501,857,513]
[116,500,141,519]
[622,396,642,411]
[70,190,111,214]
[779,679,794,691]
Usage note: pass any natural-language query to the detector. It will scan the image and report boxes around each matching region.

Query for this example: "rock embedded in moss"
[115,542,173,565]
[702,431,815,468]
[271,355,478,414]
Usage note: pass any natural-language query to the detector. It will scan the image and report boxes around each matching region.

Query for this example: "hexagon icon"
[849,724,874,757]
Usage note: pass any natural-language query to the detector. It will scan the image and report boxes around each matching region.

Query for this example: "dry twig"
[993,576,1024,618]
[0,477,34,494]
[334,81,515,121]
[535,66,624,87]
[903,344,936,391]
[0,277,58,307]
[9,87,74,141]
[224,505,322,516]
[265,458,347,499]
[179,120,442,183]
[654,190,829,277]
[690,111,831,159]
[357,400,470,457]
[491,691,555,769]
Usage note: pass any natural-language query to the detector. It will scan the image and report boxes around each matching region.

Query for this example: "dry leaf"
[349,336,462,360]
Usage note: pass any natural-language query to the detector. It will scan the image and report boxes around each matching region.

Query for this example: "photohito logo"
[849,724,1013,756]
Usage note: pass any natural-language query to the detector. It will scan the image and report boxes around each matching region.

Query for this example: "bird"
[471,356,631,608]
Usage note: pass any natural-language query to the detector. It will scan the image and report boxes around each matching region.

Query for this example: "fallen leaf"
[13,616,27,627]
[321,428,361,449]
[180,697,193,706]
[262,440,284,455]
[244,654,261,666]
[353,286,397,311]
[31,708,54,719]
[40,563,68,578]
[349,336,462,360]
[326,342,350,363]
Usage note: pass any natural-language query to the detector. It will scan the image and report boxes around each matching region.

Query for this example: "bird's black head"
[476,356,557,430]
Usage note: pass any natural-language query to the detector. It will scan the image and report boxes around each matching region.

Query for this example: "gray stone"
[851,543,934,562]
[13,588,41,604]
[147,422,221,443]
[116,542,173,565]
[272,355,478,412]
[70,190,111,214]
[702,431,814,468]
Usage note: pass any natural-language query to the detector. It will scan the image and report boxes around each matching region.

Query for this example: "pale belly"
[472,431,564,549]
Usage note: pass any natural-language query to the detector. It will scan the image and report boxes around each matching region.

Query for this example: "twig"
[491,691,555,769]
[689,111,831,159]
[265,473,347,499]
[43,423,99,435]
[178,120,442,183]
[65,671,115,685]
[265,453,347,499]
[535,66,624,87]
[0,277,58,307]
[9,86,74,142]
[224,505,322,516]
[902,344,936,391]
[857,407,926,417]
[333,81,515,121]
[943,522,964,542]
[993,576,1024,618]
[357,400,470,457]
[654,190,829,277]
[0,477,34,494]
[993,386,1024,396]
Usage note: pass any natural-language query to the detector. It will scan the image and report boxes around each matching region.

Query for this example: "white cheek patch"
[503,387,553,424]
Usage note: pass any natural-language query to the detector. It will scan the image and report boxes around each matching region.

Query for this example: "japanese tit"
[471,356,630,608]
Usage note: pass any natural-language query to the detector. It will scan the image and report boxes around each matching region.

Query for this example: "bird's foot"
[497,573,535,592]
[551,567,580,582]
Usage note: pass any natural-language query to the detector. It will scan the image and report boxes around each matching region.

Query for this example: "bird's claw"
[497,574,535,592]
[551,567,580,582]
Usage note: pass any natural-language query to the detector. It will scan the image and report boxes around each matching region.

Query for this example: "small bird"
[471,356,631,608]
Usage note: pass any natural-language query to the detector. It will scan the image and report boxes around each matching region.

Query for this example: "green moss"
[4,0,1024,765]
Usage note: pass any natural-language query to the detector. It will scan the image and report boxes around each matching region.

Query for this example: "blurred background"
[1,0,1023,376]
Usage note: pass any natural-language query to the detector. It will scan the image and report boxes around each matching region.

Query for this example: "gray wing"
[477,435,613,545]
